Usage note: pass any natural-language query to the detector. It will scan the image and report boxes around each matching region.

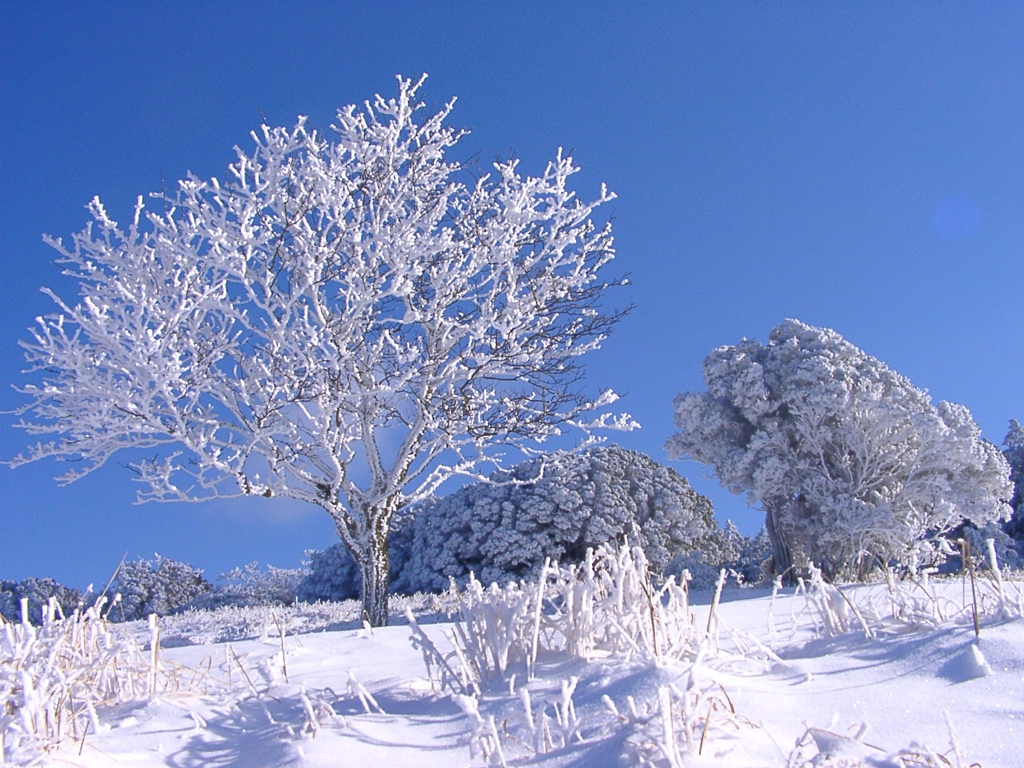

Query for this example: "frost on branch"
[667,319,1012,581]
[10,75,631,626]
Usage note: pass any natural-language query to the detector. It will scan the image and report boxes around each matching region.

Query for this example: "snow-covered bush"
[0,577,82,625]
[667,319,1013,581]
[297,543,368,603]
[111,557,210,621]
[956,521,1022,572]
[394,445,717,593]
[186,562,306,611]
[300,446,717,600]
[730,525,774,584]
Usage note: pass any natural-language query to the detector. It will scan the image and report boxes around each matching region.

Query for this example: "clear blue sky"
[2,3,1022,589]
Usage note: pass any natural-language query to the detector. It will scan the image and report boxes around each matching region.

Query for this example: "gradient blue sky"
[2,3,1022,589]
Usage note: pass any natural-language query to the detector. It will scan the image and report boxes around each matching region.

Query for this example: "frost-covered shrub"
[187,562,306,610]
[941,520,1023,574]
[297,544,367,603]
[300,446,717,600]
[0,577,82,625]
[393,445,717,593]
[111,557,210,621]
[732,526,774,583]
[968,522,1021,570]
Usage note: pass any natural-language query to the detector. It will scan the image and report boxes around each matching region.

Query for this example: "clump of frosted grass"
[409,543,756,765]
[1,597,216,764]
[787,711,976,767]
[440,543,698,688]
[773,539,1024,643]
[149,590,458,646]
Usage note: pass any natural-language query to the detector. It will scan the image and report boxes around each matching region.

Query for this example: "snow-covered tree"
[111,557,210,621]
[10,76,632,625]
[666,319,1012,581]
[732,526,773,584]
[1003,419,1024,543]
[665,520,772,589]
[298,543,366,603]
[299,445,717,598]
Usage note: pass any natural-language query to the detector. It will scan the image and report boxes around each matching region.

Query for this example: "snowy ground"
[8,568,1024,767]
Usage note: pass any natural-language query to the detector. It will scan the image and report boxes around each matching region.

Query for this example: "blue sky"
[2,3,1022,589]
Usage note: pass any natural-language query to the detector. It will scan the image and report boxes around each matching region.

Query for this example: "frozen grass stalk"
[2,597,218,763]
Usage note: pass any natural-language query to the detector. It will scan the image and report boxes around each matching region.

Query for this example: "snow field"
[5,551,1024,767]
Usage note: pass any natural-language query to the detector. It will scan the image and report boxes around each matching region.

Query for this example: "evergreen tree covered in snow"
[299,445,717,599]
[111,557,210,621]
[10,76,631,626]
[667,319,1012,581]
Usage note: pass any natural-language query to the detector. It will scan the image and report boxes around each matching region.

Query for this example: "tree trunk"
[357,531,391,627]
[764,504,794,584]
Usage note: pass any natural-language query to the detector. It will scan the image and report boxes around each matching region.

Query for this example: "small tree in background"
[667,319,1011,581]
[10,76,632,625]
[186,562,306,611]
[112,557,210,621]
[1003,419,1024,543]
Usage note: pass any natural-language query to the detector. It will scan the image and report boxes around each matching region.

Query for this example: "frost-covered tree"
[10,76,631,625]
[731,525,773,584]
[666,319,1012,581]
[665,521,772,589]
[1003,419,1024,543]
[298,544,366,603]
[186,562,306,611]
[112,557,210,621]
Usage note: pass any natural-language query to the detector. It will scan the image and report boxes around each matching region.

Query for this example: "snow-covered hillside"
[5,552,1022,767]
